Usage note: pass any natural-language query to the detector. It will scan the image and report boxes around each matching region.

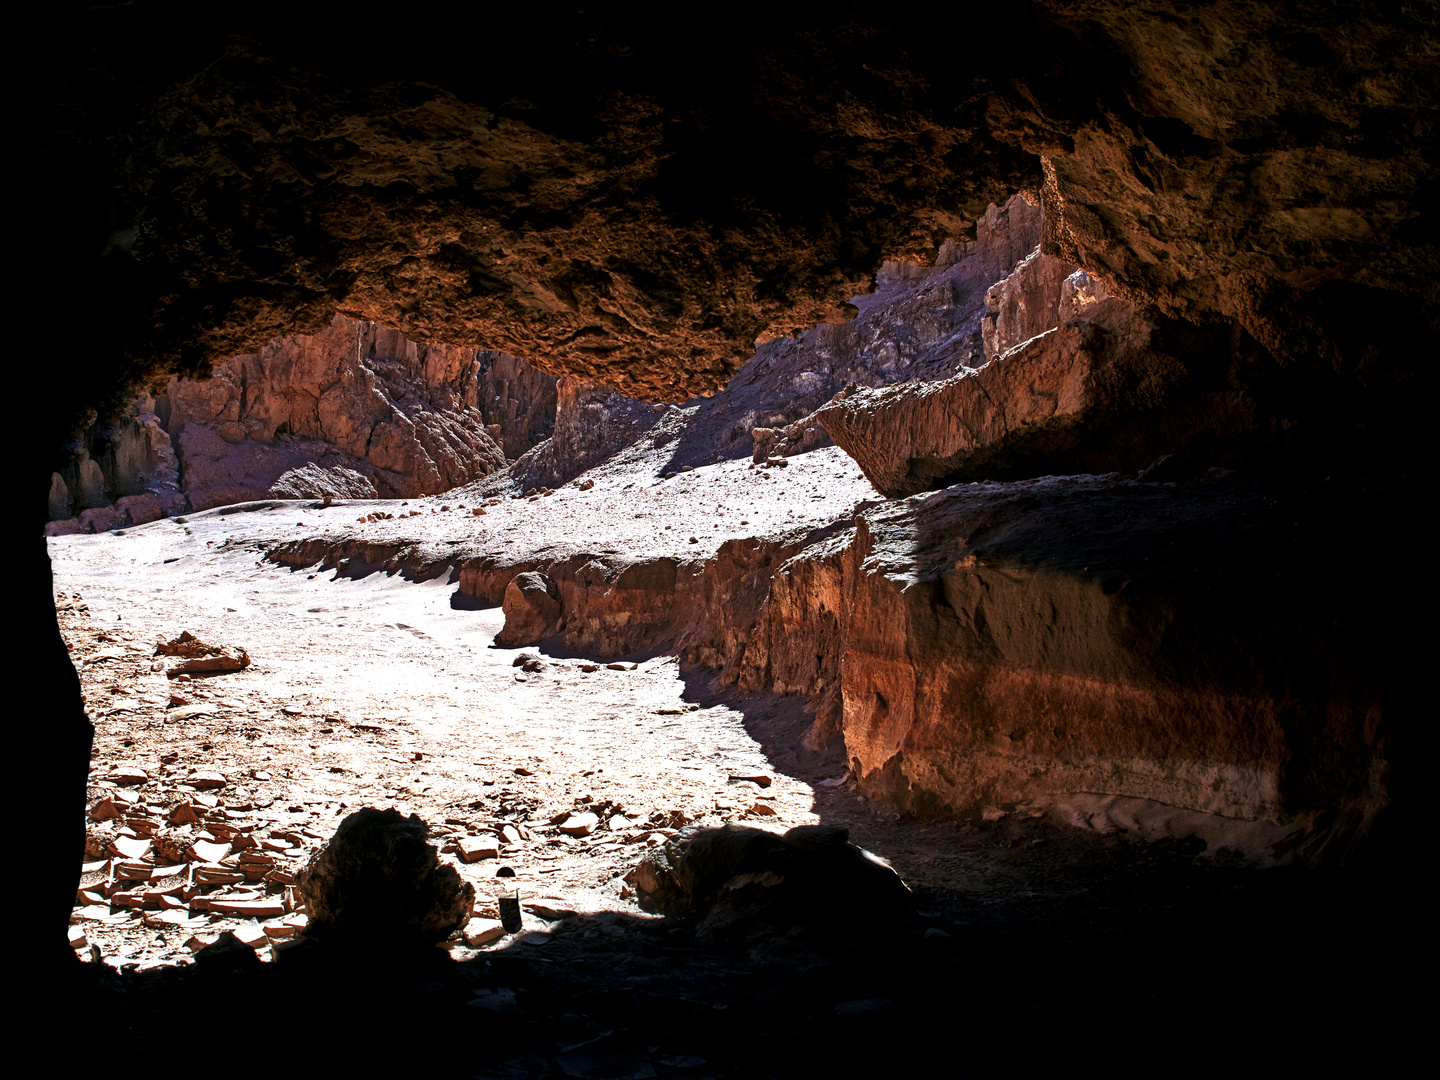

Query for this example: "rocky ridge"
[47,317,559,532]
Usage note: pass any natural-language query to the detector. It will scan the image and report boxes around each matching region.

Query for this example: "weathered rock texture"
[46,406,186,533]
[818,270,1319,496]
[158,316,550,510]
[298,807,474,943]
[495,571,563,647]
[474,351,558,459]
[505,377,667,492]
[827,478,1383,841]
[693,196,1049,466]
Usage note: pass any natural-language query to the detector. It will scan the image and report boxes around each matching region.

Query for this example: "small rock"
[558,812,599,836]
[728,774,772,788]
[189,770,228,790]
[463,917,506,947]
[458,836,501,863]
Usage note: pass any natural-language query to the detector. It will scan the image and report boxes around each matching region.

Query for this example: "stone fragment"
[189,771,228,790]
[231,922,270,950]
[208,898,286,918]
[558,813,599,837]
[495,572,563,647]
[107,763,150,786]
[166,704,218,722]
[728,774,772,788]
[110,836,151,860]
[191,840,232,863]
[463,917,506,947]
[297,807,475,943]
[458,836,501,863]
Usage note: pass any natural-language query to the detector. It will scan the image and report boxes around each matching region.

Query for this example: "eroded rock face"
[475,351,558,459]
[833,476,1384,831]
[817,274,1322,496]
[161,316,517,510]
[506,378,667,492]
[298,808,474,944]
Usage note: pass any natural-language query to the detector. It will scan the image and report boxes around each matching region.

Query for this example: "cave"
[26,2,1426,1071]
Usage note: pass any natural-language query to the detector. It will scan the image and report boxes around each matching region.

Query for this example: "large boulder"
[495,572,563,647]
[625,824,912,940]
[297,808,474,944]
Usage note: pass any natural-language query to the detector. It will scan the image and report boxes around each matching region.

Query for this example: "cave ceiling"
[39,1,1439,415]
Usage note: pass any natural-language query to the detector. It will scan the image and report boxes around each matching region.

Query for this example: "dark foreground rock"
[297,808,474,944]
[625,824,913,941]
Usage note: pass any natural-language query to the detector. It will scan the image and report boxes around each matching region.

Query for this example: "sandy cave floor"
[48,450,1404,1075]
[48,449,919,968]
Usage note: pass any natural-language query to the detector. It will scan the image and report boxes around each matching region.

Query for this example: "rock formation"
[27,4,1435,963]
[495,571,563,647]
[504,377,668,493]
[297,807,474,944]
[159,316,513,510]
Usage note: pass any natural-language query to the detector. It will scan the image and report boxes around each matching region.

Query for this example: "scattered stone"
[728,774,772,788]
[189,770,228,790]
[463,917,507,947]
[209,898,286,918]
[231,922,270,950]
[605,663,628,671]
[155,631,251,677]
[558,813,600,837]
[624,824,913,940]
[458,836,501,863]
[194,931,261,969]
[166,704,219,723]
[108,763,150,786]
[749,803,778,816]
